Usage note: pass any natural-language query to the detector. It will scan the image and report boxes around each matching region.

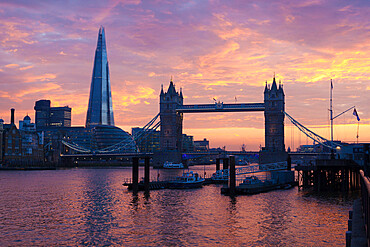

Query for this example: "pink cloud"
[0,0,368,150]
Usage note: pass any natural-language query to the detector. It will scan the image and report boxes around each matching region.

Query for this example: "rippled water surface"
[0,166,356,246]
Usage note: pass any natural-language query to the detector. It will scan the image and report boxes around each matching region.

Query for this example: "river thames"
[0,166,357,246]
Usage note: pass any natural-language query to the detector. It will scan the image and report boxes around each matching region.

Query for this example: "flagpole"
[357,121,359,144]
[330,79,333,144]
[330,79,334,158]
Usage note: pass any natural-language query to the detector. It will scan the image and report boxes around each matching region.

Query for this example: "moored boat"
[237,175,278,194]
[168,171,205,189]
[205,169,229,184]
[163,161,184,169]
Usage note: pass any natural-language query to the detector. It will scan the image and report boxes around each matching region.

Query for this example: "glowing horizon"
[0,0,368,150]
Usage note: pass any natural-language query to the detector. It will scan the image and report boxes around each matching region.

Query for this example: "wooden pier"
[295,159,361,192]
[124,156,231,192]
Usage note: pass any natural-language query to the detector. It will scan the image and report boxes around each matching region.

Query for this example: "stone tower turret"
[260,76,287,164]
[159,79,183,152]
[264,76,285,152]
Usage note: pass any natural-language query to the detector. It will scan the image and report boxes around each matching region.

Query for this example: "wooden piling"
[144,157,150,194]
[132,157,139,193]
[229,156,236,196]
[216,158,220,171]
[223,158,229,170]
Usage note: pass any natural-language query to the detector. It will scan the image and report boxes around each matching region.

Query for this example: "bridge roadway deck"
[60,151,259,158]
[61,151,324,159]
[176,103,265,113]
[61,153,154,158]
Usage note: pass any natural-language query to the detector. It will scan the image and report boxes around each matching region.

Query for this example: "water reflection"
[257,192,293,246]
[0,167,356,246]
[130,194,140,210]
[80,171,115,245]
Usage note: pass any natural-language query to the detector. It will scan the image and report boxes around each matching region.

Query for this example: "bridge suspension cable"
[62,113,161,154]
[132,113,161,146]
[62,140,92,153]
[99,114,161,153]
[284,111,341,150]
[88,113,161,153]
[95,135,137,153]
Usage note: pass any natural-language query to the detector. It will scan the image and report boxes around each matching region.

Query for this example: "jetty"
[295,158,361,192]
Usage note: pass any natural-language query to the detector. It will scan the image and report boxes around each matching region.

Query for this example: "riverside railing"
[360,170,370,247]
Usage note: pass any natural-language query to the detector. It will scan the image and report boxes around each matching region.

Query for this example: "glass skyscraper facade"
[86,26,114,127]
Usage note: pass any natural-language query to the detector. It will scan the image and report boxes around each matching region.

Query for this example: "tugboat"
[168,171,205,189]
[163,161,184,169]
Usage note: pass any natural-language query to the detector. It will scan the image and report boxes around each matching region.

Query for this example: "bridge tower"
[260,76,287,163]
[154,79,183,165]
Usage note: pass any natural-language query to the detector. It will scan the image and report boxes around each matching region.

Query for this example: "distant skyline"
[0,0,368,150]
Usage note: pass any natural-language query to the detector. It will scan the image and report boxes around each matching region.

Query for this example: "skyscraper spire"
[86,26,114,127]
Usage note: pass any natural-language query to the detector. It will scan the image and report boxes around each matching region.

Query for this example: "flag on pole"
[331,79,333,89]
[353,108,360,121]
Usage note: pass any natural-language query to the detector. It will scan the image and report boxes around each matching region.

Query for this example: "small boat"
[237,176,278,194]
[206,169,228,184]
[168,171,205,189]
[163,161,184,169]
[240,176,265,186]
[281,184,292,190]
[237,160,250,166]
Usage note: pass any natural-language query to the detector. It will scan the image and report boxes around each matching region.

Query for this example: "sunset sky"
[0,0,369,150]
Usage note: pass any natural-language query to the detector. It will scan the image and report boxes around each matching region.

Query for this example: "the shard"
[86,26,114,127]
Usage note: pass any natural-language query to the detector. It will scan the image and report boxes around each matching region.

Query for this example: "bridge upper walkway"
[176,102,265,113]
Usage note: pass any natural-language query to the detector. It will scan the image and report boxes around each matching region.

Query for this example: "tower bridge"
[155,77,286,166]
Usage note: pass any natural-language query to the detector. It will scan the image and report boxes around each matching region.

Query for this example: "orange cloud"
[19,65,33,70]
[112,84,157,107]
[24,73,57,83]
[4,63,19,68]
[15,83,61,98]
